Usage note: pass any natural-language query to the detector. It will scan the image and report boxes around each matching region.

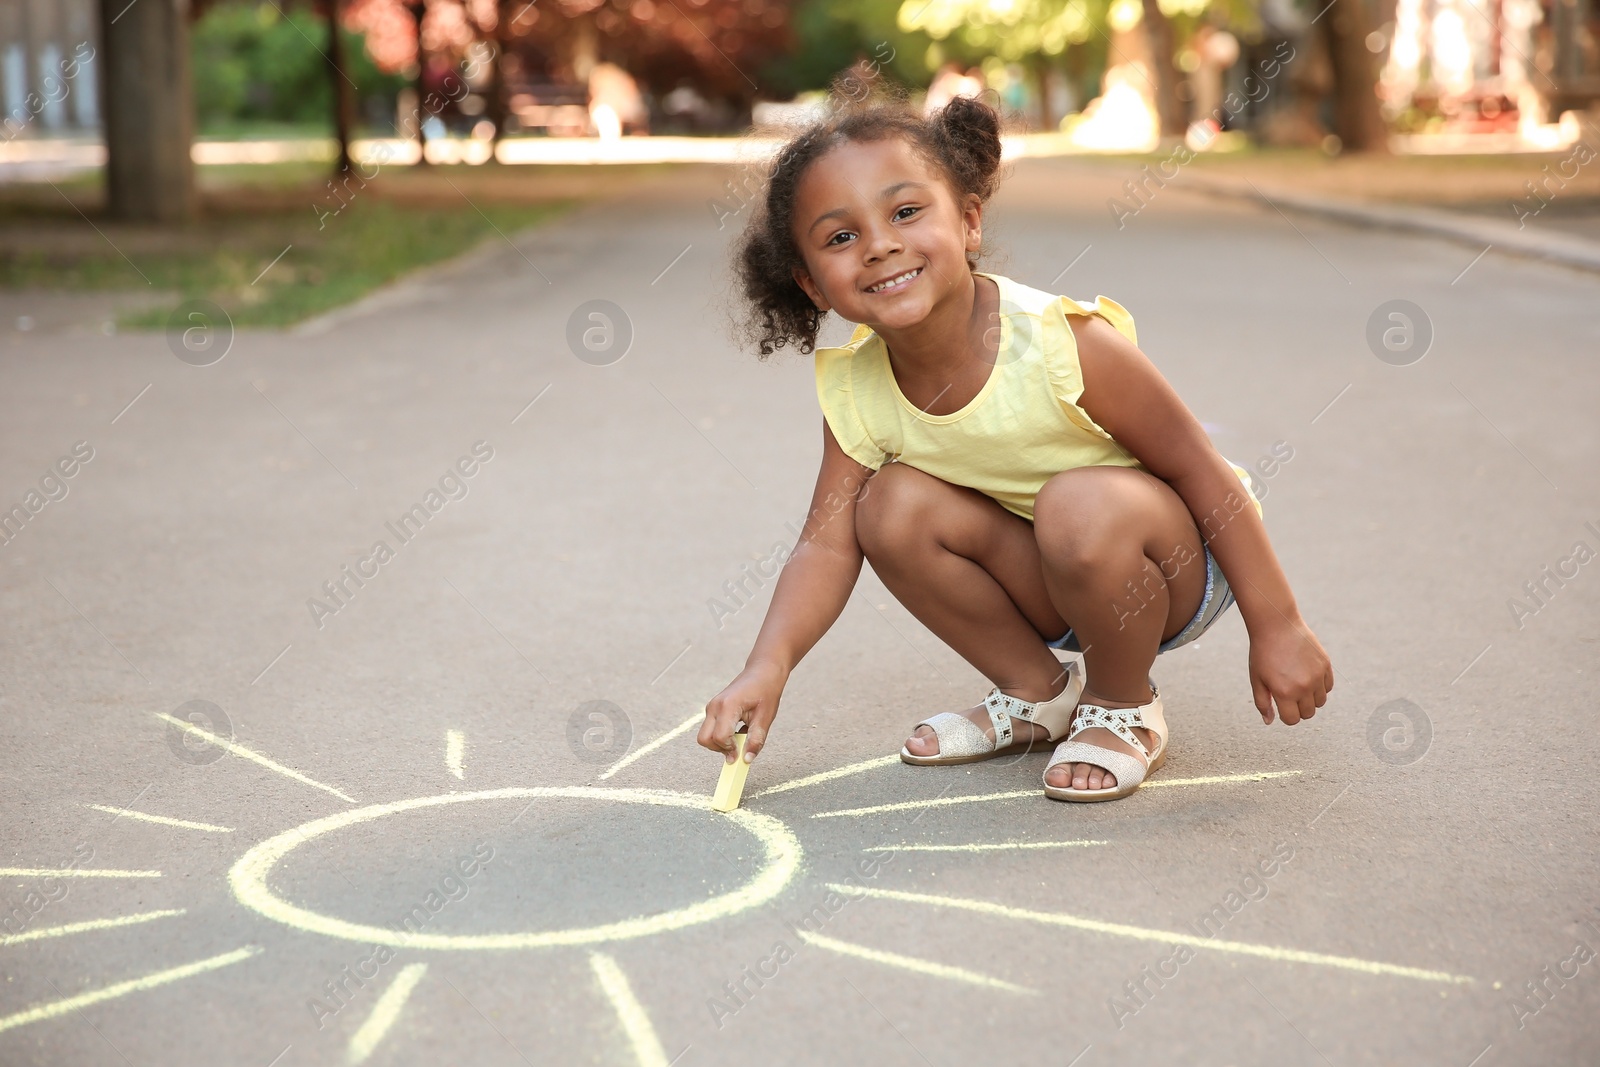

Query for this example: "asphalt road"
[2,155,1598,1067]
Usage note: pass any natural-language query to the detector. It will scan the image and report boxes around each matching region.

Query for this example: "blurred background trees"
[8,0,1591,219]
[167,0,1383,143]
[191,3,405,133]
[153,0,1597,152]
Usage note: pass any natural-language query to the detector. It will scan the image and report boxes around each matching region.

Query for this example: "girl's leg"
[1032,466,1208,790]
[854,462,1074,754]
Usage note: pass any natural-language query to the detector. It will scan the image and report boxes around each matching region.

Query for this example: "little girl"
[696,92,1333,801]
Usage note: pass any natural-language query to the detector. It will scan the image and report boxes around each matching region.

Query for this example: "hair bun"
[934,95,1002,196]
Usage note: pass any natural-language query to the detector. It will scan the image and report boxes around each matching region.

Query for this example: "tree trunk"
[1064,42,1090,117]
[99,0,195,221]
[324,0,355,175]
[405,0,429,165]
[1141,0,1186,138]
[1029,55,1051,130]
[1321,0,1390,152]
[485,0,509,150]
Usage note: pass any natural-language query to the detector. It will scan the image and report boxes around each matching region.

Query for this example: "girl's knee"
[1036,466,1145,514]
[854,463,946,556]
[1034,469,1146,570]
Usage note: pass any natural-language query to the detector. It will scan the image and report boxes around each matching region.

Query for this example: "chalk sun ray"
[598,710,702,781]
[826,884,1472,984]
[84,805,233,833]
[796,930,1037,993]
[155,711,356,803]
[813,772,1304,819]
[347,963,429,1065]
[590,952,671,1067]
[0,909,186,948]
[0,946,262,1035]
[750,755,900,798]
[446,729,465,781]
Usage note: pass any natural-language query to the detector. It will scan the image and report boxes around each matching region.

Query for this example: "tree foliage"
[191,2,405,129]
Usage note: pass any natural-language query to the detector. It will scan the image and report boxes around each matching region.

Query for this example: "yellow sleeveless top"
[813,271,1260,523]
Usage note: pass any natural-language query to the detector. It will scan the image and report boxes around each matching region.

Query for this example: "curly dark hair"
[732,87,1005,358]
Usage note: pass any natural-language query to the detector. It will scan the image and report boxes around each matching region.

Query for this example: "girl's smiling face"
[789,136,983,332]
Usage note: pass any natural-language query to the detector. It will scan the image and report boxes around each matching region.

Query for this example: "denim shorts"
[1046,544,1236,656]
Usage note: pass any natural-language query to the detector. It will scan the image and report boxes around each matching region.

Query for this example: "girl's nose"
[860,215,904,262]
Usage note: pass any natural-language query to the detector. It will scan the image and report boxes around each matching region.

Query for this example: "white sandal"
[901,660,1084,766]
[1043,683,1168,802]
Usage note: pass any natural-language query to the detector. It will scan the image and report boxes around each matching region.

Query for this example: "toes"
[905,725,938,757]
[1058,761,1118,791]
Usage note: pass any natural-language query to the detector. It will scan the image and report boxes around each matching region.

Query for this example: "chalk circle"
[229,787,801,949]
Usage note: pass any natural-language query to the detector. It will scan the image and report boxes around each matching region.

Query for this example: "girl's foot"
[902,676,1069,758]
[1042,686,1157,791]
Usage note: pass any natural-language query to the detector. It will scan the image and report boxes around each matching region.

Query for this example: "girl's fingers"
[698,700,742,754]
[1280,687,1319,725]
[697,703,730,752]
[696,707,718,751]
[721,706,750,760]
[744,715,771,761]
[724,701,763,763]
[1251,674,1274,724]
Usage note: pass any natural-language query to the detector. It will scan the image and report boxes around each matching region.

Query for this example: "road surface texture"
[2,156,1597,1067]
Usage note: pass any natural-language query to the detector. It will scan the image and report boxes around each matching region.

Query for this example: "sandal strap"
[984,660,1084,746]
[984,688,1036,747]
[1065,704,1153,757]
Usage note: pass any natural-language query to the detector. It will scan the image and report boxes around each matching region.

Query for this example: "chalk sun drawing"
[0,705,1474,1067]
[228,787,803,950]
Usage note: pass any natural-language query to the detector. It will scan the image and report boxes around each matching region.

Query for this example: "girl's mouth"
[865,267,922,294]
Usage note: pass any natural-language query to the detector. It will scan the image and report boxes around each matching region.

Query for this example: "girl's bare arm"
[1069,313,1334,726]
[698,418,874,762]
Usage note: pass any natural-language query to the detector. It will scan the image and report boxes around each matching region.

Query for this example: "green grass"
[195,160,338,191]
[194,120,335,140]
[0,186,572,329]
[143,200,569,328]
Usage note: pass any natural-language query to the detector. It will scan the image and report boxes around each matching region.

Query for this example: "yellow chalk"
[711,735,750,812]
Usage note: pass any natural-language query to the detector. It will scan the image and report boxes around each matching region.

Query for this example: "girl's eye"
[894,205,920,221]
[825,230,856,246]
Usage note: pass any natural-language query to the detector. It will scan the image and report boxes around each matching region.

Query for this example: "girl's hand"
[698,660,789,764]
[1248,618,1333,725]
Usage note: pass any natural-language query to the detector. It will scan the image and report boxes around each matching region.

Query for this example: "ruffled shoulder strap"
[1042,294,1139,441]
[1060,294,1137,345]
[814,334,889,471]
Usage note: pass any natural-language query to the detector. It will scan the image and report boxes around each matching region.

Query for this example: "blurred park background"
[0,0,1597,329]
